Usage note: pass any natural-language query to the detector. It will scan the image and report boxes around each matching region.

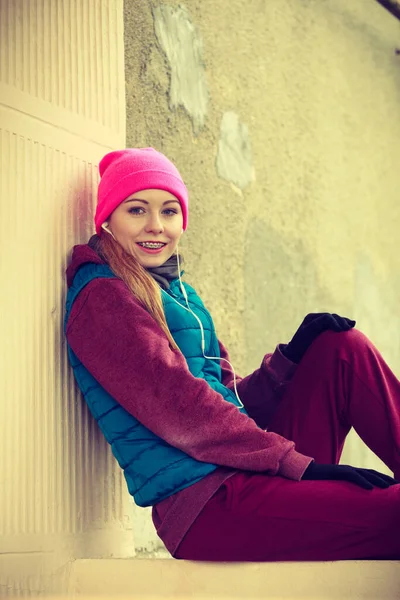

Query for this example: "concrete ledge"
[68,558,400,599]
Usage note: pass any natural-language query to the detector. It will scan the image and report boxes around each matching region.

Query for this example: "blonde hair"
[98,233,181,352]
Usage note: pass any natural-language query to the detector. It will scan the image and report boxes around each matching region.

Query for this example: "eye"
[128,207,178,216]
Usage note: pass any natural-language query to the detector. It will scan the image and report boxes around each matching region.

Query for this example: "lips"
[137,241,168,245]
[135,242,167,254]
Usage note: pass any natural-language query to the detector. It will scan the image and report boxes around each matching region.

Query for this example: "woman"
[65,147,400,561]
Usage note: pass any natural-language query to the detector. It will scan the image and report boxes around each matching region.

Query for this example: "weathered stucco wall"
[124,0,400,551]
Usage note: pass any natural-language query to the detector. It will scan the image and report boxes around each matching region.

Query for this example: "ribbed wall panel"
[0,0,121,129]
[0,133,126,538]
[0,1,129,577]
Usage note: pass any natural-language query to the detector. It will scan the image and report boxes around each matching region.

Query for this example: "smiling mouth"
[136,242,167,248]
[135,242,168,254]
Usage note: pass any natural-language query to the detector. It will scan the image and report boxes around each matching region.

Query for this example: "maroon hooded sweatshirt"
[65,244,313,556]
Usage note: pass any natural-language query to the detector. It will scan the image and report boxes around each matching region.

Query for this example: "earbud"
[101,222,116,240]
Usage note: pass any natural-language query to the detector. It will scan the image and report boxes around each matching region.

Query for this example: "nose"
[145,212,164,233]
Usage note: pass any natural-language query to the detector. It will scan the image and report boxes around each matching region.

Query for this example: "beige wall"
[124,0,400,549]
[0,0,129,594]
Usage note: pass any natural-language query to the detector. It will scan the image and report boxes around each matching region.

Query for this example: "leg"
[175,328,400,562]
[175,472,400,561]
[268,329,400,479]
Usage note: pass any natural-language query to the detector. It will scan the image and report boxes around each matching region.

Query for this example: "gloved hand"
[302,462,399,490]
[281,313,356,363]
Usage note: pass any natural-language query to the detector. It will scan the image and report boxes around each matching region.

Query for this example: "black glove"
[302,462,399,490]
[282,313,356,363]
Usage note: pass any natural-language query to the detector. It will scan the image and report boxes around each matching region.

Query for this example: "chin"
[141,253,172,266]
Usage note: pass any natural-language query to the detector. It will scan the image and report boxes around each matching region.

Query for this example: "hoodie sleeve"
[217,339,298,430]
[66,278,313,481]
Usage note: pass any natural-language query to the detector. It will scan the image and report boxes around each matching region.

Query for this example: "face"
[106,189,184,267]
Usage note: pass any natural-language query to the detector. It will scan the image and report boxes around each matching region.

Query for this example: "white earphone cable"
[160,247,244,410]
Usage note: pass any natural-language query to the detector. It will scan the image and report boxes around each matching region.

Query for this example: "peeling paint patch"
[153,5,208,134]
[216,111,255,189]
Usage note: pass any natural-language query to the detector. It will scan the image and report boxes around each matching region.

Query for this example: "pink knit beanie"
[94,148,189,235]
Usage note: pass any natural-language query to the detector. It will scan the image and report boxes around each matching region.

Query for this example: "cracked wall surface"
[124,0,400,553]
[216,111,255,190]
[153,4,209,134]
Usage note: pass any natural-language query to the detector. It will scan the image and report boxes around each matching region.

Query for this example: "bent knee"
[317,327,371,354]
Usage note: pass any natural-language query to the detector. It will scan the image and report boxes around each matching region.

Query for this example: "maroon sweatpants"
[175,329,400,561]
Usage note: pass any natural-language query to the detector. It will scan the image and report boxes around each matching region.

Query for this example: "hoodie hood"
[66,244,104,288]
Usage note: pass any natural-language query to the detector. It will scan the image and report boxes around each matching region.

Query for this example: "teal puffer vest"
[65,262,248,507]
